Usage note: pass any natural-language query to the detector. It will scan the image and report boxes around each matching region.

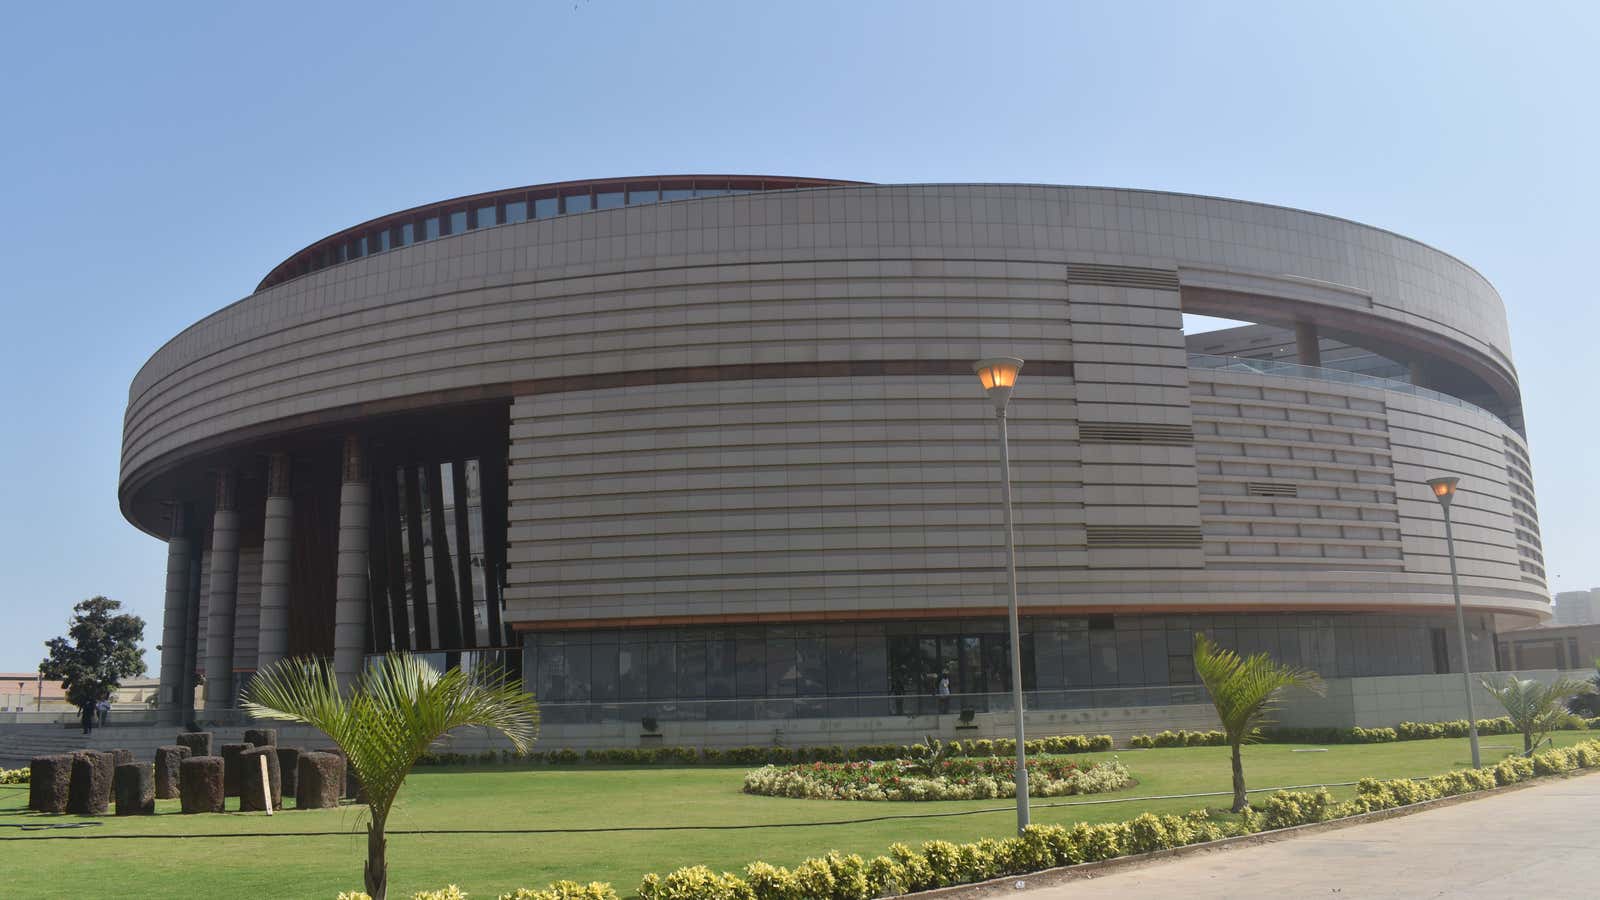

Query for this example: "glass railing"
[1187,353,1500,421]
[259,176,856,291]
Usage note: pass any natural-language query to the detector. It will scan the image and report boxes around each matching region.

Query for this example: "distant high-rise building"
[1555,589,1600,626]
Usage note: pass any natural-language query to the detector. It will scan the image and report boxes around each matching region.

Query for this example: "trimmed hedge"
[342,739,1600,900]
[414,734,1114,769]
[1128,716,1600,748]
[1128,729,1227,748]
[0,767,29,784]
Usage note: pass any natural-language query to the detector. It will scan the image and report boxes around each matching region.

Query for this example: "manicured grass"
[2,731,1594,899]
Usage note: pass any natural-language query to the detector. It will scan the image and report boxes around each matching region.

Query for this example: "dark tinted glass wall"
[523,611,1496,722]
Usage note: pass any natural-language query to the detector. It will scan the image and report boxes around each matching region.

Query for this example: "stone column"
[333,435,371,691]
[204,470,240,710]
[256,452,293,674]
[1294,321,1322,368]
[158,504,191,724]
[184,552,201,713]
[1409,359,1431,390]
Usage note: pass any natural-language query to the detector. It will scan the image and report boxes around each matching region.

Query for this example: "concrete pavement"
[1015,772,1598,899]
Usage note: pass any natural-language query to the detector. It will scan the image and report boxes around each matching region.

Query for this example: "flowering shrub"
[742,756,1132,800]
[0,767,29,784]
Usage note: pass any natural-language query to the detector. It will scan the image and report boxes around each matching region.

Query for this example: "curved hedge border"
[343,739,1600,900]
[742,757,1132,801]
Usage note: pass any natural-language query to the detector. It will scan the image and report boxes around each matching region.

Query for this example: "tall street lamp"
[973,356,1030,832]
[1427,475,1482,769]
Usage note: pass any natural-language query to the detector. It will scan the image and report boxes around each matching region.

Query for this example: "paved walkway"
[1018,772,1599,899]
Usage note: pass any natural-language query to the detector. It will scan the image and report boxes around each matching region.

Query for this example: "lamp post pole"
[1428,476,1481,769]
[974,357,1030,833]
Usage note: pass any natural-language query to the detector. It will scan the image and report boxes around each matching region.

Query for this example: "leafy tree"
[244,654,540,900]
[1481,674,1595,753]
[39,596,146,708]
[1193,633,1324,812]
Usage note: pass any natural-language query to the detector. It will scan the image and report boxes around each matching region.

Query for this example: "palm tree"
[1566,659,1600,718]
[243,654,540,900]
[1193,633,1323,812]
[1481,675,1594,753]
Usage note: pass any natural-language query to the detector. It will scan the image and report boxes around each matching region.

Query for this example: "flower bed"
[742,756,1132,801]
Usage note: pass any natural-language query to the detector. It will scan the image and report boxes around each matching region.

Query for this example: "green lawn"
[2,732,1594,899]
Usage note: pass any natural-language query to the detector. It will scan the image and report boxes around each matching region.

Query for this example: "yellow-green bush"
[339,886,621,900]
[0,767,28,784]
[500,882,619,900]
[863,856,906,898]
[1123,813,1173,854]
[1257,788,1336,829]
[637,866,752,900]
[337,887,472,900]
[1068,821,1124,862]
[1493,754,1535,785]
[885,843,934,893]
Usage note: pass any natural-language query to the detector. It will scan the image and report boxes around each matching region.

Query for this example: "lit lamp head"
[973,357,1025,412]
[1426,476,1460,509]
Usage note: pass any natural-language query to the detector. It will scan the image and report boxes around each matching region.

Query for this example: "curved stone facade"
[122,180,1547,719]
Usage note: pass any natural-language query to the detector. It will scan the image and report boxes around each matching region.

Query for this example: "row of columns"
[158,436,370,722]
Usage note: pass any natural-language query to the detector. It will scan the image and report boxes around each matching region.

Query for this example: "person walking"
[79,700,95,735]
[96,697,110,729]
[937,673,952,714]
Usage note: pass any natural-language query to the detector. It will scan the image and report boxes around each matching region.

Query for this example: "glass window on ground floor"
[521,610,1499,722]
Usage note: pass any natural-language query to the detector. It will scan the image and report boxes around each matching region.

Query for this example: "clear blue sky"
[2,1,1596,672]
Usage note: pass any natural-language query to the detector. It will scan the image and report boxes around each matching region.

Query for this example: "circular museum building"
[122,176,1548,730]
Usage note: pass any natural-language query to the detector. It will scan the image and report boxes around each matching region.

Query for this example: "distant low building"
[1497,623,1600,671]
[0,674,69,712]
[0,673,164,713]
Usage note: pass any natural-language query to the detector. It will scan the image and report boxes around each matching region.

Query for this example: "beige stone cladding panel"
[122,184,1516,515]
[1183,369,1546,618]
[121,184,1076,489]
[1053,185,1512,374]
[1386,393,1547,597]
[1066,280,1202,569]
[503,375,1084,624]
[1190,370,1402,570]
